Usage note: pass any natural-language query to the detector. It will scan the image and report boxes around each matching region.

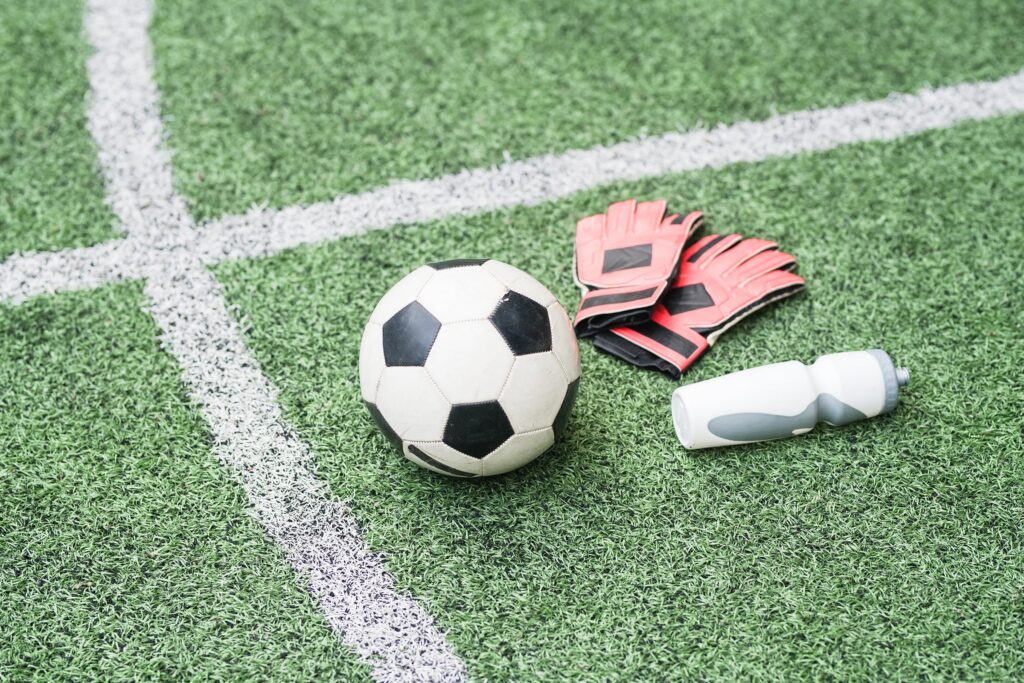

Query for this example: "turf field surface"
[216,115,1024,680]
[151,0,1024,220]
[1,284,369,680]
[2,0,1024,680]
[0,2,117,259]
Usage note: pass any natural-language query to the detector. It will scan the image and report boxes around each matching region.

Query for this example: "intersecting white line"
[3,67,1024,304]
[3,0,1024,677]
[75,1,467,681]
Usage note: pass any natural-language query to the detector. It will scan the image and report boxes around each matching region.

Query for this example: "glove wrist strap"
[598,323,709,379]
[573,282,667,337]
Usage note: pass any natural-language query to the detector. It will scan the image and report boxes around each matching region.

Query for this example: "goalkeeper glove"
[592,233,805,379]
[573,199,702,337]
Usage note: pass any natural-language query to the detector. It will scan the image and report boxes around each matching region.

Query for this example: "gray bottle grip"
[707,394,868,443]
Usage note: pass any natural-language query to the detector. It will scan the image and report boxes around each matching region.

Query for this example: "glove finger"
[682,233,743,267]
[576,212,606,243]
[663,210,704,237]
[743,268,806,299]
[733,250,798,284]
[605,199,639,237]
[710,237,779,274]
[681,234,721,259]
[631,200,668,235]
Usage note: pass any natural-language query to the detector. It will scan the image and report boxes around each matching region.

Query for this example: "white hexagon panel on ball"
[375,367,451,443]
[417,265,507,323]
[425,320,514,405]
[368,265,435,326]
[499,352,570,433]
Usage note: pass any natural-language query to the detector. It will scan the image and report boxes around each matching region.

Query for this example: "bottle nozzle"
[895,367,911,387]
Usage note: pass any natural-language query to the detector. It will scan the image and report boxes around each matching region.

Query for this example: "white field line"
[79,1,467,681]
[3,68,1024,304]
[196,68,1024,262]
[1,1,1023,673]
[85,0,192,238]
[182,68,1024,258]
[146,264,465,681]
[0,240,149,303]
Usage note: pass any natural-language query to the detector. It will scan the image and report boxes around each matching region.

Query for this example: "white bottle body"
[672,350,907,449]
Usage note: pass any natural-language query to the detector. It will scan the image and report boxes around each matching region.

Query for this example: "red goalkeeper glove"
[592,233,805,379]
[573,199,702,337]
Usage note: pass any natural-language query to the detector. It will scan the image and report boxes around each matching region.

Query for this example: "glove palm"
[573,199,702,337]
[593,233,805,378]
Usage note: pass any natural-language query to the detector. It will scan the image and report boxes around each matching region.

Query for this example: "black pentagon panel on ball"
[364,401,403,453]
[428,258,489,270]
[552,379,579,440]
[489,290,552,355]
[443,401,514,458]
[382,301,441,366]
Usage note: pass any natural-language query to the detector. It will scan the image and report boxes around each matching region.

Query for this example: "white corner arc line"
[78,1,467,681]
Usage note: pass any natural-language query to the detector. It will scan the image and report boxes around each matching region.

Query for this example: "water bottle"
[672,350,910,449]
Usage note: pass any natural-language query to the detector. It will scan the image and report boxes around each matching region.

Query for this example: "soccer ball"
[359,259,581,477]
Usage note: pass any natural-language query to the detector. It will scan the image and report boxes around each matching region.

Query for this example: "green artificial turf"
[0,285,369,681]
[0,1,118,259]
[215,115,1024,681]
[151,0,1024,221]
[4,0,1024,679]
